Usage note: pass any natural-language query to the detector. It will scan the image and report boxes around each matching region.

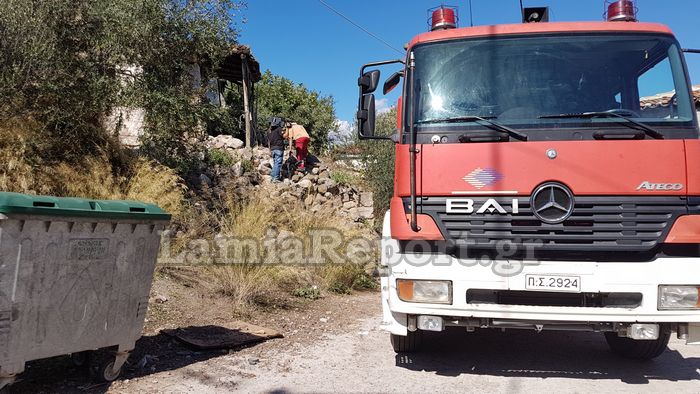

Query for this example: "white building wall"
[105,107,146,148]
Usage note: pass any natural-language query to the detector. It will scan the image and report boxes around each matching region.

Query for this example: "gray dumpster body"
[0,192,170,385]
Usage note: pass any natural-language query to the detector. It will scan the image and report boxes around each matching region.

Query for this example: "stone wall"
[201,135,374,223]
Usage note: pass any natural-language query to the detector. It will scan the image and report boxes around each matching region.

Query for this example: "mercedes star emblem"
[531,182,574,224]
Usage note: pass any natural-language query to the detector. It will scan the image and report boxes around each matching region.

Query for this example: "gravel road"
[101,292,700,394]
[13,292,700,393]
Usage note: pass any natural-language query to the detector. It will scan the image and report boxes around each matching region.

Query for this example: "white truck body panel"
[379,213,700,342]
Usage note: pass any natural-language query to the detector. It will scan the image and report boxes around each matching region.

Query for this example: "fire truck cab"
[358,2,700,359]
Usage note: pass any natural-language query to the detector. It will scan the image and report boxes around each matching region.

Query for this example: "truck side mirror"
[357,94,376,138]
[358,70,381,94]
[356,59,404,140]
[383,71,403,95]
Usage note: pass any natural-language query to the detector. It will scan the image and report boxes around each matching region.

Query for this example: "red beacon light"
[428,5,458,31]
[604,0,638,22]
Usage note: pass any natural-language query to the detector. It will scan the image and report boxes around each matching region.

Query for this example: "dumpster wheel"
[87,350,126,383]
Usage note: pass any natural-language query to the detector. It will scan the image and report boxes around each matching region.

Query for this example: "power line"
[317,0,404,55]
[469,0,474,27]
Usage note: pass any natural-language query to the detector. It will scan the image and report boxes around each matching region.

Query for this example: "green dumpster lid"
[0,192,171,221]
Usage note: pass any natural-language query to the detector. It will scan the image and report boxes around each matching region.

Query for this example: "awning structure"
[214,44,261,147]
[216,44,262,84]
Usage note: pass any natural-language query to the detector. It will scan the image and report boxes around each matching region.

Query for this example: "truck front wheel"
[390,331,423,353]
[604,330,670,360]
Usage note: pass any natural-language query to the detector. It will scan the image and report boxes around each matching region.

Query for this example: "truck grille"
[410,196,687,252]
[466,290,643,308]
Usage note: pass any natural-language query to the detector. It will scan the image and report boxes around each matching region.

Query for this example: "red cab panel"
[684,140,700,195]
[395,140,687,197]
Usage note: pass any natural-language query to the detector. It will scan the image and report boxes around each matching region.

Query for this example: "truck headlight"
[658,286,700,309]
[397,279,452,304]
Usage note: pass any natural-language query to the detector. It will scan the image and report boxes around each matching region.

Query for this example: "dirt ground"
[10,272,700,393]
[10,269,379,393]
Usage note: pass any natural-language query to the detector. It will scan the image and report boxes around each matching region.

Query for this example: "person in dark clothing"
[268,117,286,182]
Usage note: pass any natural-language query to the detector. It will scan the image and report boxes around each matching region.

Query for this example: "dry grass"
[49,157,122,199]
[218,192,276,239]
[199,187,378,306]
[0,118,49,194]
[203,264,310,313]
[205,265,279,311]
[0,119,186,218]
[125,159,186,219]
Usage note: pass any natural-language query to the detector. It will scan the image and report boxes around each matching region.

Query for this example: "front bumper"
[379,213,700,343]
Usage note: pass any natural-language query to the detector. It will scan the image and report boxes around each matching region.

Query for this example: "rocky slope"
[201,135,375,223]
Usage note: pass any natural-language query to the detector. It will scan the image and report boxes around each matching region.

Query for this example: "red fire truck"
[357,1,700,359]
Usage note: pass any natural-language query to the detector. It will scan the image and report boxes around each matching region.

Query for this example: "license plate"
[525,274,581,292]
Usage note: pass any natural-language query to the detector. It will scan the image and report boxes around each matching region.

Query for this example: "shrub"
[331,170,356,186]
[207,149,234,167]
[328,282,352,295]
[360,107,397,232]
[241,159,255,174]
[353,273,379,290]
[292,286,321,300]
[321,264,366,294]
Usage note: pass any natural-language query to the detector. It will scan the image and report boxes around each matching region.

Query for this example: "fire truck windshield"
[411,33,695,138]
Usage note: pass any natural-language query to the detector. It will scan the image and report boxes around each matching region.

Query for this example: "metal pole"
[241,54,252,147]
[408,52,419,232]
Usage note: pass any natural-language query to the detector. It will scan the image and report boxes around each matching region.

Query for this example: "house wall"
[104,107,146,148]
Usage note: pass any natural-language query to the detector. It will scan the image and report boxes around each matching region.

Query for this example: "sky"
[238,0,700,128]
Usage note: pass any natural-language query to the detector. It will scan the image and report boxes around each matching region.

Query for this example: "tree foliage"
[255,70,337,152]
[0,0,243,173]
[360,107,397,229]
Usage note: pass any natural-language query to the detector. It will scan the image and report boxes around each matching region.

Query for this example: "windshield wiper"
[416,116,528,141]
[538,112,664,140]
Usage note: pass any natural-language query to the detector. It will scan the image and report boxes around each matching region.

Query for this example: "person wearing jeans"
[268,118,286,182]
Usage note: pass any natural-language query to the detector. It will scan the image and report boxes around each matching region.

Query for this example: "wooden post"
[241,54,253,147]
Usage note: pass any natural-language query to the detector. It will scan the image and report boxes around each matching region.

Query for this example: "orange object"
[684,140,700,196]
[396,279,414,302]
[394,140,687,197]
[665,216,700,243]
[396,96,403,133]
[389,197,444,241]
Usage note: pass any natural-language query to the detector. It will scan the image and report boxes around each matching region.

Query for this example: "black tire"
[390,331,423,353]
[604,330,671,360]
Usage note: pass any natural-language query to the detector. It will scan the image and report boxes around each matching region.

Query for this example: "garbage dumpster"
[0,192,171,387]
